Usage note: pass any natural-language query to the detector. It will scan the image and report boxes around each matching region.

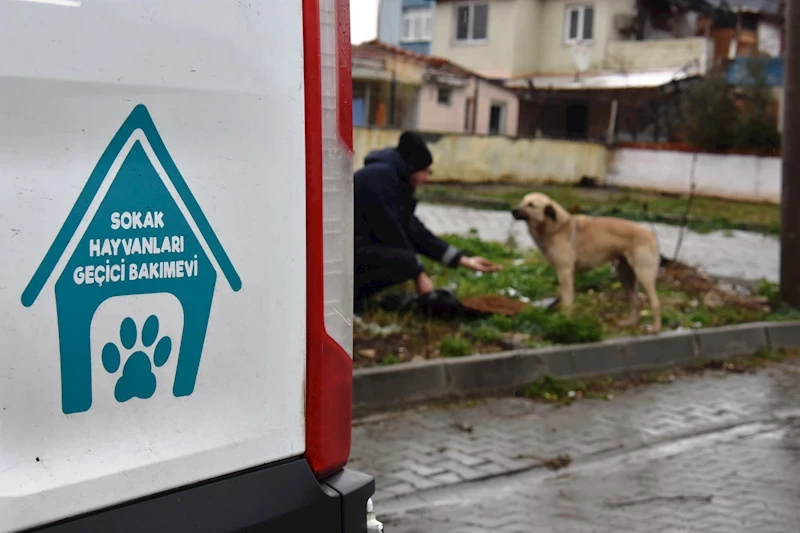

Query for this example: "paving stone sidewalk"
[415,203,780,282]
[350,366,800,503]
[383,414,800,532]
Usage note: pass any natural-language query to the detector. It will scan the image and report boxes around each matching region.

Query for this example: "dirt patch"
[660,262,716,292]
[461,295,528,316]
[660,261,768,311]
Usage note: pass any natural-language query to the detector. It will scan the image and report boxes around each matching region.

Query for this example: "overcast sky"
[350,0,379,44]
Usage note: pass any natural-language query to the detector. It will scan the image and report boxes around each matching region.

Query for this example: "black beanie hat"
[397,131,433,173]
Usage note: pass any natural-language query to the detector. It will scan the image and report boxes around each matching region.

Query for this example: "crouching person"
[353,131,501,314]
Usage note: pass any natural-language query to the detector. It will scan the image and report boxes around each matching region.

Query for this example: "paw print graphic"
[102,315,173,402]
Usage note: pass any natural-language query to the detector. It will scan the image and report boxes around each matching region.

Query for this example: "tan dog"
[512,192,662,332]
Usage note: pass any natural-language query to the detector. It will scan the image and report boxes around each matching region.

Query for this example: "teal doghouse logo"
[21,105,242,415]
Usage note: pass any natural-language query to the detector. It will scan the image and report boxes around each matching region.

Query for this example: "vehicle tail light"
[320,0,354,354]
[303,0,354,478]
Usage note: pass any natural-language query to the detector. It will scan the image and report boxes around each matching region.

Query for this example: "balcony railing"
[603,37,712,74]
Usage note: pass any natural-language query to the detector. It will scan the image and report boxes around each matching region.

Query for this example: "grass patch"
[354,234,798,368]
[380,354,402,366]
[756,279,781,308]
[479,306,604,345]
[418,183,780,236]
[462,323,503,344]
[521,375,616,405]
[520,348,800,406]
[439,335,474,358]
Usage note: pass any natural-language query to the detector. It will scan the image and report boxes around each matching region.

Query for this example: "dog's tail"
[659,254,675,268]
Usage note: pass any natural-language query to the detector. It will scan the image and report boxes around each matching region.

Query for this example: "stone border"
[353,321,800,415]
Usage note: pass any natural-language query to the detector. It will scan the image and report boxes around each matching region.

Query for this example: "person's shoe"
[416,289,490,321]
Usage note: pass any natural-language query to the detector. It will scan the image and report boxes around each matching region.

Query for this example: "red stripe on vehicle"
[302,0,353,478]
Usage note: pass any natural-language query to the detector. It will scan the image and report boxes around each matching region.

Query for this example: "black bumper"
[28,458,375,533]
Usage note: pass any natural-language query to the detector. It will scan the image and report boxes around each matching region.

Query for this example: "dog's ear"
[544,204,557,221]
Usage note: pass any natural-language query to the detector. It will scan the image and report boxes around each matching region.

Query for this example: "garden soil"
[461,295,528,316]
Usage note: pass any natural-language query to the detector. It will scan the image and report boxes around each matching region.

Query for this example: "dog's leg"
[633,261,662,333]
[556,267,575,310]
[616,257,640,326]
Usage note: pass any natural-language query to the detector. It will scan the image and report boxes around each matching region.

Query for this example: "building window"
[402,7,433,42]
[489,102,506,135]
[454,2,488,43]
[437,86,452,106]
[565,5,594,43]
[464,98,473,131]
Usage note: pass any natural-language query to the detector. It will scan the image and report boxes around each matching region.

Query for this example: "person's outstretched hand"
[415,272,434,295]
[460,256,503,273]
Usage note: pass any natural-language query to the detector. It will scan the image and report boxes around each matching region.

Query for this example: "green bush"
[734,60,781,151]
[684,73,738,151]
[683,62,781,152]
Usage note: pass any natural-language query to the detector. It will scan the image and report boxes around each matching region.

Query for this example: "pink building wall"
[416,78,519,136]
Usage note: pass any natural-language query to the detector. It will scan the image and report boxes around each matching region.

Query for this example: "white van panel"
[0,1,307,531]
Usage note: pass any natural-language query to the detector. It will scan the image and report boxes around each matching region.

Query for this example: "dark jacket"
[354,148,462,269]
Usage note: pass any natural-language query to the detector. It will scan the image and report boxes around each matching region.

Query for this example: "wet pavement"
[415,203,779,282]
[381,415,800,532]
[350,364,800,532]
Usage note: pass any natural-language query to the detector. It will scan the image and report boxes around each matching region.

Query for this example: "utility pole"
[780,0,800,304]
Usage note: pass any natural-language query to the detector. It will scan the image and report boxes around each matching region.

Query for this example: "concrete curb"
[353,321,800,414]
